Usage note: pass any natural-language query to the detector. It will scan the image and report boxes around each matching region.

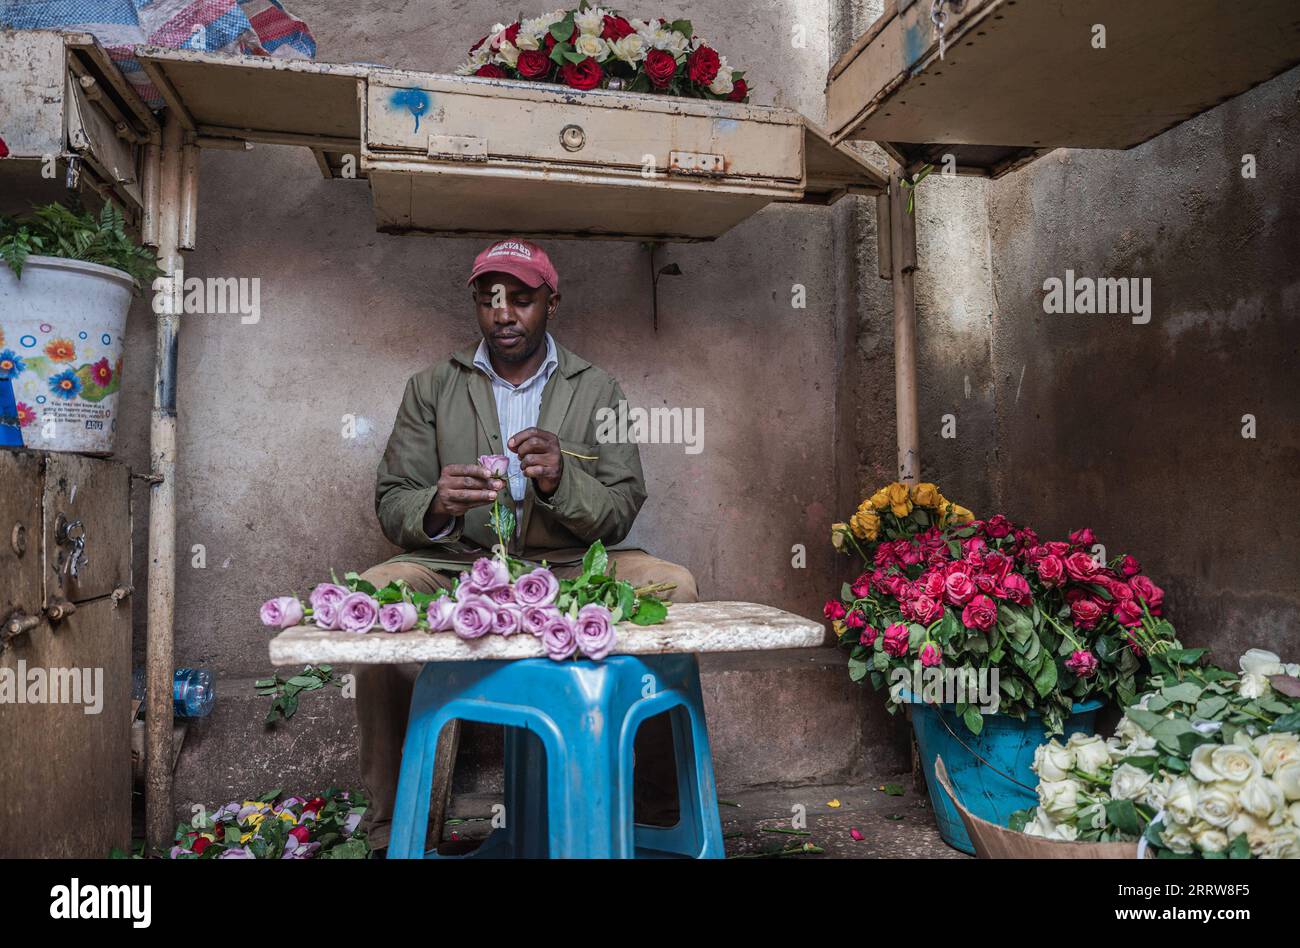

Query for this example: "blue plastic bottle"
[131,667,215,718]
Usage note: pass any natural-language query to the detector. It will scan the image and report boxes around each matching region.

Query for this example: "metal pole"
[889,167,920,485]
[145,112,185,852]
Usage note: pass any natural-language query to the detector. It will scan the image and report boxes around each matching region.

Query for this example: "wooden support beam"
[889,166,920,485]
[145,112,185,852]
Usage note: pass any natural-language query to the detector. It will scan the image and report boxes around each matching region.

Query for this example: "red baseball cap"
[466,239,559,294]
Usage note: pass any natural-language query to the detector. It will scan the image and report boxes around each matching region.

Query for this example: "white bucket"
[0,255,134,455]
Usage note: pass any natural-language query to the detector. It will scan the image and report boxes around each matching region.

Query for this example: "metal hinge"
[668,151,726,175]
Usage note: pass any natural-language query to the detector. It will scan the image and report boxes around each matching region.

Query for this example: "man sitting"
[355,238,698,851]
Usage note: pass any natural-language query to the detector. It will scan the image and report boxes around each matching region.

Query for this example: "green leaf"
[961,706,984,735]
[880,783,905,796]
[581,540,608,580]
[1160,682,1203,704]
[1032,656,1059,697]
[669,19,693,37]
[1105,799,1141,835]
[848,657,869,682]
[1269,711,1300,733]
[630,597,667,626]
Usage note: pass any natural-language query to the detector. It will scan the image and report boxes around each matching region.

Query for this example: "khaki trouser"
[354,549,700,850]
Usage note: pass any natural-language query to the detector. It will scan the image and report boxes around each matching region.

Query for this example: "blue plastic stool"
[387,653,726,859]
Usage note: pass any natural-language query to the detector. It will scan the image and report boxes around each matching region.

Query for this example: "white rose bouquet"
[1012,647,1300,858]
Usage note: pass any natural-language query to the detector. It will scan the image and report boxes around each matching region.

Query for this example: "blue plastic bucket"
[906,694,1104,854]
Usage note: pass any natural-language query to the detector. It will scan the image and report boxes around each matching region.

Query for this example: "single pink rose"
[1036,554,1065,587]
[452,597,495,639]
[919,571,946,599]
[574,604,617,660]
[260,596,303,629]
[378,601,418,633]
[515,567,559,607]
[478,454,509,477]
[521,604,559,637]
[492,605,522,637]
[984,514,1013,539]
[859,625,878,647]
[823,600,847,621]
[883,623,910,658]
[850,573,872,599]
[338,592,380,633]
[309,583,349,613]
[1129,575,1164,613]
[845,609,867,630]
[1065,649,1099,678]
[997,572,1032,605]
[1068,595,1105,630]
[1112,598,1144,627]
[943,571,976,606]
[919,642,943,668]
[911,594,944,625]
[961,594,997,631]
[1065,551,1100,583]
[470,556,511,591]
[541,614,578,660]
[1120,554,1142,578]
[1069,527,1096,548]
[313,600,341,630]
[426,597,456,632]
[489,585,515,605]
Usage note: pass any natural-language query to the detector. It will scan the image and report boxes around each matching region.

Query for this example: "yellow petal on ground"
[827,799,841,808]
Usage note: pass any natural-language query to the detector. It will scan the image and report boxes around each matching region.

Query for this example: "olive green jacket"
[374,341,646,572]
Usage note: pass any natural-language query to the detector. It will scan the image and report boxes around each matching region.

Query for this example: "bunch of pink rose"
[830,514,1173,734]
[260,556,618,662]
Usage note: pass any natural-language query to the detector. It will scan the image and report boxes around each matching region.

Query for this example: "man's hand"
[425,463,505,536]
[508,427,563,497]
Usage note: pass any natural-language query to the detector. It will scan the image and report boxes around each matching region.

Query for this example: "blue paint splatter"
[20,335,36,348]
[390,88,431,134]
[101,333,112,345]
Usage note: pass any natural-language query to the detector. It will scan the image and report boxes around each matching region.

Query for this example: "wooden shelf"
[827,0,1300,177]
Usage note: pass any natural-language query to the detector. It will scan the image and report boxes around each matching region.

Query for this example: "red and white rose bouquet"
[456,4,750,101]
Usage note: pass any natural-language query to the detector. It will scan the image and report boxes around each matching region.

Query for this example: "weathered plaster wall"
[983,67,1300,661]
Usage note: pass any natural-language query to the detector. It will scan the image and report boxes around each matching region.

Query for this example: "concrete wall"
[983,67,1300,661]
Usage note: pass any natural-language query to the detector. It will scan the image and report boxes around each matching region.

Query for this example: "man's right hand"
[424,464,506,536]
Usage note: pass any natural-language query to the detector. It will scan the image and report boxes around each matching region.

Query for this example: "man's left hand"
[508,427,564,497]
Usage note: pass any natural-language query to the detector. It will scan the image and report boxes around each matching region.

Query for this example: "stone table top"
[267,601,827,666]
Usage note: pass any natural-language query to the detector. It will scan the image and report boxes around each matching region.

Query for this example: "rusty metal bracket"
[131,471,165,485]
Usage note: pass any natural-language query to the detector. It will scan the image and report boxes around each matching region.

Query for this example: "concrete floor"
[442,773,966,859]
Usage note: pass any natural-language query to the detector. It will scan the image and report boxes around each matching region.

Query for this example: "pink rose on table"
[1128,575,1164,613]
[943,571,976,606]
[1065,649,1099,678]
[478,454,509,477]
[961,594,997,631]
[575,604,617,660]
[452,597,495,639]
[260,596,303,629]
[1036,554,1065,586]
[541,614,578,660]
[823,599,847,621]
[492,605,522,637]
[1065,551,1100,582]
[919,642,943,668]
[309,582,348,613]
[338,592,380,633]
[860,625,878,647]
[883,623,910,658]
[378,602,419,633]
[515,567,559,607]
[313,601,340,630]
[427,597,456,632]
[521,604,559,637]
[470,556,511,591]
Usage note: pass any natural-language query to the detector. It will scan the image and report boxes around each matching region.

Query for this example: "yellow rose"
[869,487,891,511]
[850,509,880,540]
[949,504,975,525]
[887,482,912,518]
[831,522,849,551]
[832,619,846,638]
[911,482,941,508]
